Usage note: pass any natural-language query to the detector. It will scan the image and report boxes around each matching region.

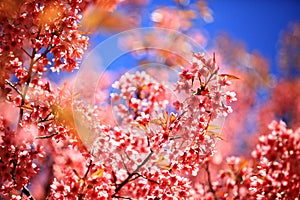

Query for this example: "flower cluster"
[212,157,253,199]
[0,0,99,146]
[250,120,300,199]
[166,53,236,174]
[0,0,93,80]
[111,71,170,126]
[175,52,236,117]
[74,52,237,198]
[0,1,98,198]
[194,120,300,200]
[48,135,115,200]
[0,116,45,199]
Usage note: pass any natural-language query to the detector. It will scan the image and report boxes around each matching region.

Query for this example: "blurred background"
[72,0,300,158]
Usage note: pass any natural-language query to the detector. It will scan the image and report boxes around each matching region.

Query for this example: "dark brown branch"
[78,159,93,200]
[112,150,154,198]
[22,186,35,200]
[5,80,23,96]
[120,154,130,173]
[18,47,36,128]
[135,173,159,185]
[38,112,53,123]
[17,27,53,128]
[113,195,133,200]
[21,47,31,58]
[83,159,93,180]
[204,162,217,199]
[35,132,58,139]
[128,173,140,182]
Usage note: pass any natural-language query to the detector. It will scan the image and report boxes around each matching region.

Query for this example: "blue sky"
[127,0,300,75]
[203,0,300,74]
[51,1,300,83]
[135,0,300,75]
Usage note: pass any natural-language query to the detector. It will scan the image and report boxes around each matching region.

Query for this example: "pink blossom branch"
[135,173,159,184]
[204,161,217,199]
[83,159,93,180]
[9,153,35,200]
[18,46,36,128]
[22,186,35,200]
[78,159,93,200]
[5,79,23,96]
[18,28,54,128]
[112,150,154,198]
[120,154,130,173]
[35,132,59,139]
[113,195,133,200]
[21,47,31,58]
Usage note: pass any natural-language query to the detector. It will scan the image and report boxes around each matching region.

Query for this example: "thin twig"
[18,47,36,128]
[113,195,133,200]
[83,159,93,180]
[112,150,154,197]
[21,47,31,58]
[38,112,53,123]
[120,154,130,173]
[78,159,93,200]
[204,162,217,199]
[124,151,137,166]
[5,80,23,96]
[136,173,159,184]
[35,132,58,139]
[22,186,35,200]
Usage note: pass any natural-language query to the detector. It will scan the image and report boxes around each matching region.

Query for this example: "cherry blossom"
[0,0,298,199]
[0,116,45,199]
[250,120,300,199]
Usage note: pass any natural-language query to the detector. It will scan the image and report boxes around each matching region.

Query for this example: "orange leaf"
[91,169,104,178]
[155,154,171,170]
[82,8,135,32]
[206,130,224,140]
[219,74,240,80]
[18,104,34,112]
[169,112,177,124]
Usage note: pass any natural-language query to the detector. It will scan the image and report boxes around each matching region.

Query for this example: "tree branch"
[83,159,93,180]
[21,47,31,58]
[204,161,217,199]
[120,154,130,173]
[135,173,159,184]
[22,186,35,200]
[35,132,58,139]
[112,150,154,197]
[17,27,53,129]
[5,80,23,96]
[113,195,133,200]
[18,47,36,128]
[78,159,93,200]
